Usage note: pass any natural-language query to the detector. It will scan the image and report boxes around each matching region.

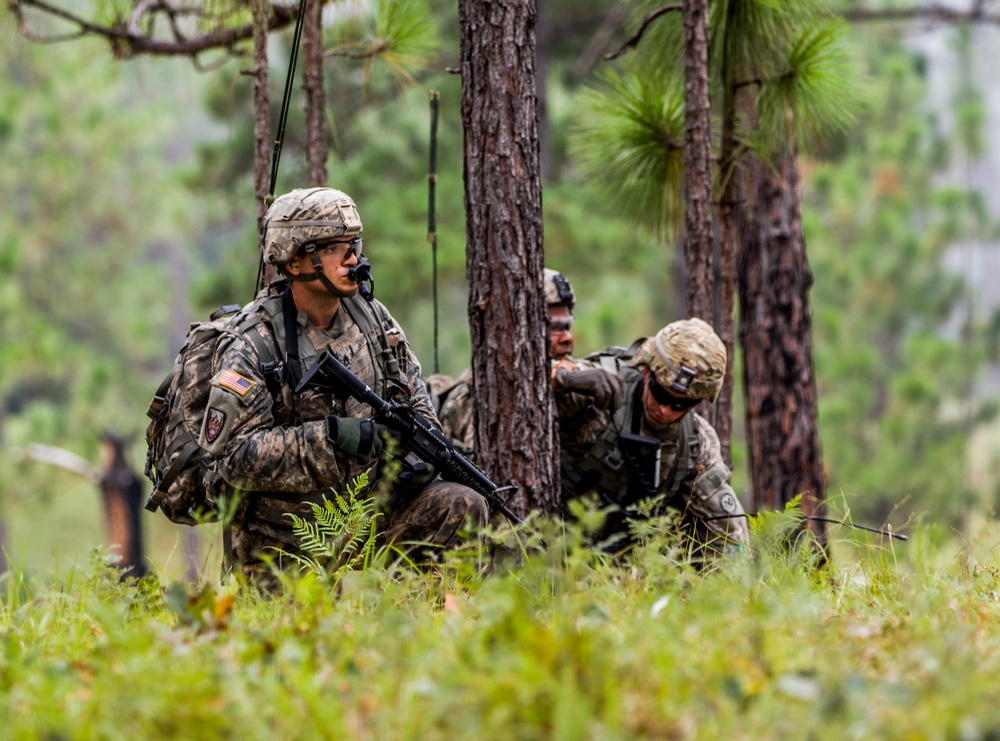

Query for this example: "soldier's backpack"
[143,305,281,525]
[580,337,646,374]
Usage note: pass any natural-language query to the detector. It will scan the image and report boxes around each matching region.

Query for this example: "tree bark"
[739,153,827,548]
[535,0,552,183]
[682,0,713,321]
[458,0,559,516]
[303,0,327,187]
[714,179,739,465]
[98,433,147,580]
[252,0,272,225]
[713,3,744,466]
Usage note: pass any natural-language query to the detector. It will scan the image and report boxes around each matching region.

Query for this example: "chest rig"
[253,283,406,424]
[561,362,702,516]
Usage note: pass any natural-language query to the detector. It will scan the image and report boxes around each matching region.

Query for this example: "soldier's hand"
[554,368,623,409]
[396,454,436,491]
[325,416,388,460]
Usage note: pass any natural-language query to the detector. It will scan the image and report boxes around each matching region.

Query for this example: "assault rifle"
[619,432,662,502]
[295,350,522,526]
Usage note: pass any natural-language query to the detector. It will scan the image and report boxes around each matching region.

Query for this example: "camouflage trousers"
[231,479,489,581]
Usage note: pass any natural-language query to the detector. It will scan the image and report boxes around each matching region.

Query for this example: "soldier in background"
[427,268,620,459]
[556,318,748,558]
[200,187,488,580]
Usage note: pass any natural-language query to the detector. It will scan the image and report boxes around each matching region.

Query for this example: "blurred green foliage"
[806,26,998,528]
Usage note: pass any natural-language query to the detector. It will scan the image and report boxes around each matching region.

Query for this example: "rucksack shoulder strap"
[662,412,699,499]
[279,286,302,389]
[228,305,286,400]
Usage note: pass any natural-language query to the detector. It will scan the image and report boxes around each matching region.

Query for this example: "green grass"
[3,512,1000,740]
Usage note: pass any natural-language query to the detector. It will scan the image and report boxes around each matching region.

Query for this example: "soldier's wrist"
[552,360,574,385]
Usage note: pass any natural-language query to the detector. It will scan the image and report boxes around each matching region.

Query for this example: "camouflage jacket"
[426,368,475,458]
[556,358,747,553]
[198,282,439,565]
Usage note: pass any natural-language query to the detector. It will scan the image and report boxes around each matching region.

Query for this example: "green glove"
[325,416,388,460]
[554,368,623,409]
[396,454,437,491]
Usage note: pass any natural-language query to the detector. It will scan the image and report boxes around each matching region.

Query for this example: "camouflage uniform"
[426,368,475,457]
[556,319,748,556]
[200,188,488,577]
[427,268,577,458]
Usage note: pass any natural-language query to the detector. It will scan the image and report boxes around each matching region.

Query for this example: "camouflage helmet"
[634,318,727,402]
[261,187,363,266]
[543,268,575,309]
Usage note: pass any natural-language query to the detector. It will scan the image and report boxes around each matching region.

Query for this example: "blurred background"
[2,0,999,580]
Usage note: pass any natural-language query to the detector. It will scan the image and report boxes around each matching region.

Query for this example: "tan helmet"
[543,268,576,309]
[261,187,363,266]
[634,318,727,402]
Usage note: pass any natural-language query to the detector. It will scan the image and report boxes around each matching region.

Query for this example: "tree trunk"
[713,6,744,466]
[458,0,559,516]
[98,433,147,580]
[682,0,713,322]
[739,153,827,548]
[715,183,739,465]
[302,0,327,187]
[535,0,552,183]
[252,0,272,225]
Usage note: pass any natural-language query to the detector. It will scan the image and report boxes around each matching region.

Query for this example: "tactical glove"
[554,367,623,410]
[325,416,388,460]
[396,454,437,491]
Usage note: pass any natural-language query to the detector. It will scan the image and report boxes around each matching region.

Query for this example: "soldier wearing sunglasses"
[556,318,747,558]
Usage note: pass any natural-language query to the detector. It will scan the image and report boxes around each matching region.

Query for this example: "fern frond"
[270,474,380,581]
[268,548,326,576]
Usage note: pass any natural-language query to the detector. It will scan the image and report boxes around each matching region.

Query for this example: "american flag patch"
[216,369,254,396]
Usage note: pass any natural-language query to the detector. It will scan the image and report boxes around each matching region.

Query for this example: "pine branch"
[11,443,99,482]
[842,2,1000,26]
[605,3,683,61]
[9,0,298,59]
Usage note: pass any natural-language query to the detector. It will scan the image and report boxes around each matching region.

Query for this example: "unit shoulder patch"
[205,407,226,443]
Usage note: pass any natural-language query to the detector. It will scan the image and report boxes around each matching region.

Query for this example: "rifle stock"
[296,351,522,525]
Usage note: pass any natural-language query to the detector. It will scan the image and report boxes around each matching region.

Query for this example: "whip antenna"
[256,0,310,293]
[427,90,441,373]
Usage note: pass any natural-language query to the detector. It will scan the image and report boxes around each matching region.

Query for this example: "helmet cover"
[543,268,576,309]
[634,318,727,402]
[261,187,363,266]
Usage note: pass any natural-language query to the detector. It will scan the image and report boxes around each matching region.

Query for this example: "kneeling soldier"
[557,318,747,557]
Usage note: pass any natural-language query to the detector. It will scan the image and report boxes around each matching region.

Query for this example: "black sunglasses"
[647,374,700,412]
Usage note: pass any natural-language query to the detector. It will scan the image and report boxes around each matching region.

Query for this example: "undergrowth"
[3,505,1000,740]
